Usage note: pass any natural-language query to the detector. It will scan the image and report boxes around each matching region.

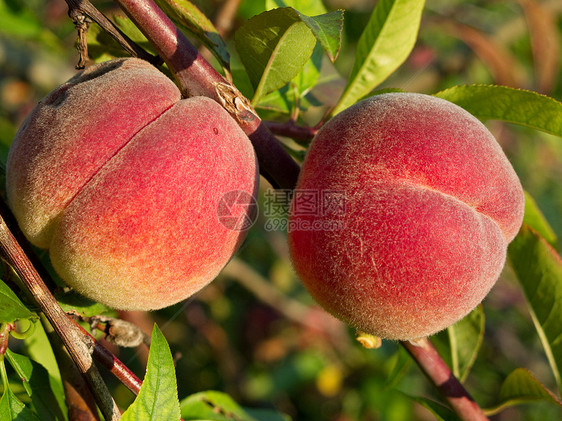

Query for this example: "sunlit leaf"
[235,8,317,103]
[508,225,562,394]
[121,324,180,421]
[266,0,343,62]
[332,0,425,115]
[485,368,562,415]
[23,321,63,394]
[448,305,485,383]
[266,0,327,15]
[434,85,562,137]
[254,43,323,116]
[0,279,32,323]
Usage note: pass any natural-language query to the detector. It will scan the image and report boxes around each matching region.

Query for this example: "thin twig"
[402,338,489,421]
[263,120,319,143]
[64,0,161,65]
[0,204,121,421]
[72,320,143,396]
[69,8,91,69]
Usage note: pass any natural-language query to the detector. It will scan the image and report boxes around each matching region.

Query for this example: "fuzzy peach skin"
[288,93,524,340]
[6,58,259,311]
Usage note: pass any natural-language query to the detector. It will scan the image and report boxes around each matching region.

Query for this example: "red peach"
[7,58,259,310]
[288,93,524,340]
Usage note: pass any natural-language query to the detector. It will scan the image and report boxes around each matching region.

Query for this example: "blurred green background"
[1,0,561,420]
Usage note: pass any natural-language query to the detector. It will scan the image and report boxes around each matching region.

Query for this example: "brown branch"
[0,323,14,356]
[263,120,319,143]
[41,315,101,421]
[72,320,142,396]
[64,0,161,65]
[0,204,121,421]
[113,0,300,190]
[401,338,489,421]
[68,8,91,69]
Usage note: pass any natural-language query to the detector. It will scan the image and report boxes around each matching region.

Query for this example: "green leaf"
[294,10,343,63]
[508,225,562,394]
[485,368,562,415]
[434,85,562,137]
[154,0,229,69]
[23,320,62,393]
[0,385,40,421]
[447,305,485,383]
[255,43,324,117]
[332,0,425,115]
[181,390,255,420]
[292,43,323,95]
[522,191,558,248]
[266,0,327,15]
[0,280,32,323]
[235,8,317,104]
[265,1,343,62]
[384,347,412,390]
[181,390,287,420]
[5,350,65,421]
[121,324,180,421]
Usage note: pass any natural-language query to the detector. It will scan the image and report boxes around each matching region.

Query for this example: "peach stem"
[402,338,489,420]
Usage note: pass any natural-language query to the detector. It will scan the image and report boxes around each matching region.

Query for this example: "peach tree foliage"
[0,0,561,420]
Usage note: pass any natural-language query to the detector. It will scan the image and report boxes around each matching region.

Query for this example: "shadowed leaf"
[485,368,562,415]
[508,225,562,394]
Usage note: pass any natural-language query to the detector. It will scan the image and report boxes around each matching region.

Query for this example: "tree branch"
[73,320,143,396]
[41,314,101,421]
[263,120,319,143]
[401,338,489,420]
[0,204,121,421]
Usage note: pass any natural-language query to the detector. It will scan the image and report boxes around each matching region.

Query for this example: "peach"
[288,93,524,340]
[7,58,259,311]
